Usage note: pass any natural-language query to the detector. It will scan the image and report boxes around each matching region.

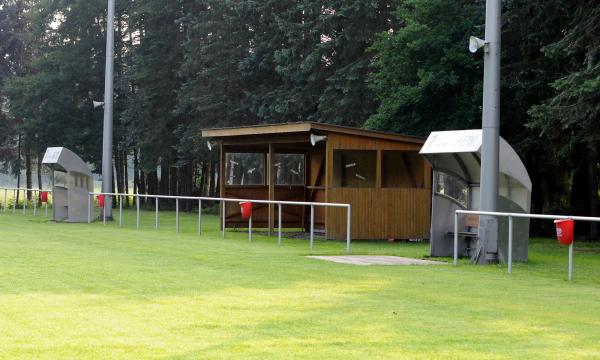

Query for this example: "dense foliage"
[0,0,598,236]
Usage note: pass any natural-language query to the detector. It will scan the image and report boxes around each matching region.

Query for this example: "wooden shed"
[202,122,431,240]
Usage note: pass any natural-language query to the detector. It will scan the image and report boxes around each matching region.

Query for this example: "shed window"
[333,150,376,188]
[435,172,469,207]
[382,151,425,188]
[225,153,265,185]
[274,154,304,185]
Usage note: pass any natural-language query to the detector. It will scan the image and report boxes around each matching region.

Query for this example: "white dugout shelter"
[42,147,93,223]
[420,130,532,263]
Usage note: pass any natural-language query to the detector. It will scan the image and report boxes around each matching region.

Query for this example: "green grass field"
[1,209,600,359]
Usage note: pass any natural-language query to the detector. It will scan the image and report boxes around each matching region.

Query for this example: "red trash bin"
[554,219,574,245]
[40,191,48,203]
[240,202,252,219]
[97,194,105,208]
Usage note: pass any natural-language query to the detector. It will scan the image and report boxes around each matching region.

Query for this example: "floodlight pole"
[478,0,501,262]
[101,0,115,219]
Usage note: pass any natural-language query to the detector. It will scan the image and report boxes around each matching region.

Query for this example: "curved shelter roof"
[419,130,532,192]
[41,147,92,176]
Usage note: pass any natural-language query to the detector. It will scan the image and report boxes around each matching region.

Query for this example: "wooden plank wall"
[325,132,432,240]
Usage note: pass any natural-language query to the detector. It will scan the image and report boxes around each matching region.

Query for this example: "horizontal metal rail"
[0,187,52,217]
[90,192,352,253]
[454,209,600,281]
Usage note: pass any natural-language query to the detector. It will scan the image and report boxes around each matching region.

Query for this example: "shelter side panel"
[327,188,431,240]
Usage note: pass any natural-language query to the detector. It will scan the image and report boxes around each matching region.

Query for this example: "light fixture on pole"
[101,0,115,219]
[468,36,488,53]
[93,100,105,109]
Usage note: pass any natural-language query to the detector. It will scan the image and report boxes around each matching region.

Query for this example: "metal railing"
[454,209,600,281]
[0,187,52,217]
[89,192,352,253]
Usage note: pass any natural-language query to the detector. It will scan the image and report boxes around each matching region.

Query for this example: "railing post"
[3,188,6,212]
[346,205,352,254]
[119,195,123,227]
[508,215,513,274]
[454,211,458,266]
[13,189,16,214]
[176,198,180,233]
[249,213,252,242]
[198,199,202,236]
[136,196,140,229]
[33,191,37,217]
[155,197,159,230]
[45,195,48,217]
[278,203,282,245]
[22,189,26,215]
[222,200,226,239]
[310,205,314,253]
[103,198,106,225]
[568,242,574,281]
[88,194,91,223]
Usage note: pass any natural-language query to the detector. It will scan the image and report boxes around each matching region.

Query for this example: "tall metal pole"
[478,0,501,262]
[101,0,115,219]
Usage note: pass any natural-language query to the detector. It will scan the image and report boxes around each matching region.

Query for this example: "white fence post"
[453,212,458,266]
[198,199,202,236]
[119,195,123,227]
[155,198,159,230]
[176,198,179,233]
[508,215,513,274]
[221,200,226,239]
[346,205,352,254]
[278,203,282,245]
[568,243,574,281]
[310,205,314,252]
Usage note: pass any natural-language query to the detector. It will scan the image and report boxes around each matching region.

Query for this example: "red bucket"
[40,191,48,203]
[554,219,574,245]
[240,202,252,219]
[96,195,105,208]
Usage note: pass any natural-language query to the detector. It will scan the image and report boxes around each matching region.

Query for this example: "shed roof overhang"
[419,129,532,192]
[202,122,425,144]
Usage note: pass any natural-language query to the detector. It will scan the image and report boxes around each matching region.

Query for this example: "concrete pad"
[307,255,447,266]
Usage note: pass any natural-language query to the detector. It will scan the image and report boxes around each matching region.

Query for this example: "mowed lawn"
[1,209,600,359]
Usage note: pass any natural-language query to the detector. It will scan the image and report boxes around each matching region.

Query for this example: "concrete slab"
[307,255,447,266]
